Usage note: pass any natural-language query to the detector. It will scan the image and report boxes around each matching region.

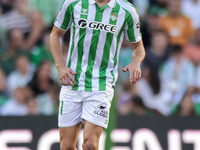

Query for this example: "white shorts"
[58,88,114,129]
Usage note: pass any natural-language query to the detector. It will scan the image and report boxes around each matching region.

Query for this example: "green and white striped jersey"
[55,0,142,91]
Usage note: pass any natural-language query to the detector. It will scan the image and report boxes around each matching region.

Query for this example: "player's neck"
[95,0,110,3]
[95,0,110,8]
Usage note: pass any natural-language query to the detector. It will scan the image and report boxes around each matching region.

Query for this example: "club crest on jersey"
[110,13,118,21]
[77,18,118,33]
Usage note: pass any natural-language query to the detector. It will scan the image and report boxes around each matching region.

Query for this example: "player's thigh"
[82,120,104,149]
[59,122,82,150]
[59,88,83,127]
[59,88,83,149]
[81,90,114,129]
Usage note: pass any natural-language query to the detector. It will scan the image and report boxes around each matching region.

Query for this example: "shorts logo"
[104,119,108,124]
[94,104,108,118]
[77,18,118,33]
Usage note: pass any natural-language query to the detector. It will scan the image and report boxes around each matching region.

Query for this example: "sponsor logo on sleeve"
[136,22,140,29]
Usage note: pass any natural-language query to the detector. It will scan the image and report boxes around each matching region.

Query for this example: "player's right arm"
[50,0,76,86]
[50,26,76,86]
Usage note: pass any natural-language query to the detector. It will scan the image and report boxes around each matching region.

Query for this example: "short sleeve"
[124,7,142,43]
[54,0,72,31]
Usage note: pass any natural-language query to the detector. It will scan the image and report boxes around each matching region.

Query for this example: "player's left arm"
[122,40,145,84]
[122,6,145,85]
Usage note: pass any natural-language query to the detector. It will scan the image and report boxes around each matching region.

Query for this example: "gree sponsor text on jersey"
[78,19,118,33]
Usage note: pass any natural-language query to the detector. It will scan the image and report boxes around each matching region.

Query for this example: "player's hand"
[121,61,141,85]
[57,65,77,86]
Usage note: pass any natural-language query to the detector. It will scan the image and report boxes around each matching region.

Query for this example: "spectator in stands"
[0,5,2,16]
[27,0,62,26]
[183,28,200,65]
[1,0,44,50]
[0,28,28,75]
[190,66,200,105]
[1,0,31,32]
[141,6,161,47]
[0,68,6,94]
[6,55,33,95]
[159,45,196,113]
[0,0,12,14]
[0,18,2,48]
[30,28,54,67]
[181,0,200,29]
[137,65,171,116]
[117,82,138,115]
[36,83,60,115]
[144,29,170,70]
[0,68,8,106]
[132,0,149,19]
[196,66,200,90]
[148,0,168,17]
[28,61,55,96]
[0,34,2,48]
[28,10,44,50]
[1,87,28,116]
[171,91,200,116]
[160,0,194,46]
[0,5,6,46]
[160,45,195,93]
[25,96,39,115]
[129,95,154,116]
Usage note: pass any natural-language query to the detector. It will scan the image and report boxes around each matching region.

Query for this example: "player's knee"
[82,139,96,150]
[60,145,76,150]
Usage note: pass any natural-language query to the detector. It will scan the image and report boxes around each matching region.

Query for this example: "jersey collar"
[89,0,115,8]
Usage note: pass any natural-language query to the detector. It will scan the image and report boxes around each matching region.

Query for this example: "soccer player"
[50,0,145,149]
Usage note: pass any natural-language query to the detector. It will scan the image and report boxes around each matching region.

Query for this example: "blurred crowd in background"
[0,0,200,117]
